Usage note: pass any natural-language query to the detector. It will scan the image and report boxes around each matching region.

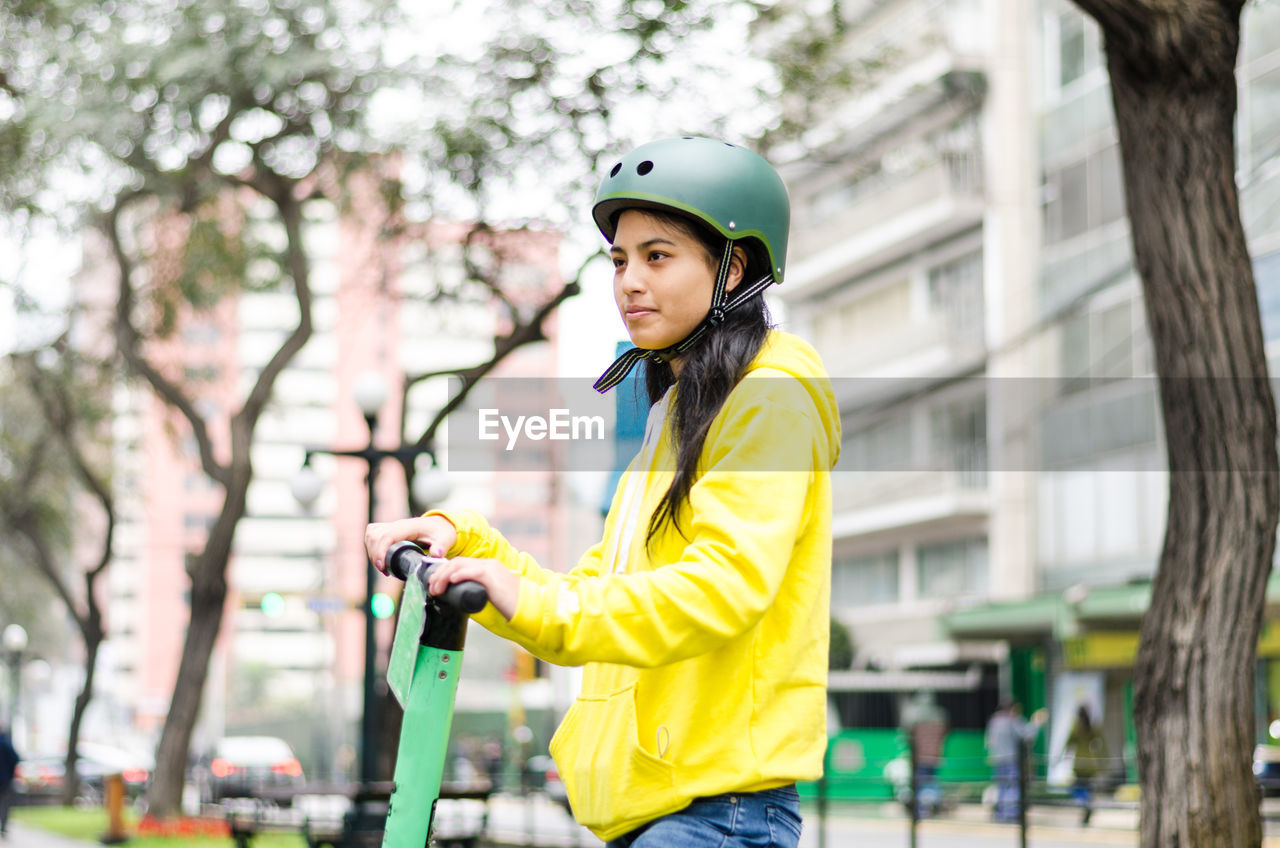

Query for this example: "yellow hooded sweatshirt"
[433,331,841,841]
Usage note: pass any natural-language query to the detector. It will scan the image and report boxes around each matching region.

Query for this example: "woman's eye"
[612,257,626,268]
[648,251,666,262]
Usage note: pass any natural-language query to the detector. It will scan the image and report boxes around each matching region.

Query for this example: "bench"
[222,780,492,847]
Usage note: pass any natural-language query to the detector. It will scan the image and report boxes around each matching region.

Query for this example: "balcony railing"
[833,443,988,515]
[793,150,985,264]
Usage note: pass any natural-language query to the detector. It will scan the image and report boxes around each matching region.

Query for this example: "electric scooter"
[380,540,488,848]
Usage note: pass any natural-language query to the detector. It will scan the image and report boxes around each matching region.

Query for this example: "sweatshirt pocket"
[549,682,675,833]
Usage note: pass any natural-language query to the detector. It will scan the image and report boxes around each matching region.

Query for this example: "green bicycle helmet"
[592,136,790,282]
[591,137,791,393]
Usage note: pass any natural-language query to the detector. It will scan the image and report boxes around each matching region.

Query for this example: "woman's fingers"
[425,557,518,620]
[427,557,476,595]
[364,516,457,575]
[364,523,395,574]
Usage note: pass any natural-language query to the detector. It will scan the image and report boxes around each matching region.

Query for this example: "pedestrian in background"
[985,699,1047,823]
[900,691,949,817]
[1063,704,1107,825]
[0,724,19,839]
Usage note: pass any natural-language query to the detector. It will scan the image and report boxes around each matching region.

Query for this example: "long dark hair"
[639,211,774,545]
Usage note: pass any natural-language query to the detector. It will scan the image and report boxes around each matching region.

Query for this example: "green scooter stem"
[382,644,462,848]
[381,549,473,848]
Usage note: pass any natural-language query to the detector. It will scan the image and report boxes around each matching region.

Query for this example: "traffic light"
[371,592,395,619]
[260,592,285,618]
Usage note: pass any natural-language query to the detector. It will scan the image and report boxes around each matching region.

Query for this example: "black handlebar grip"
[432,578,489,615]
[385,540,424,581]
[384,541,489,614]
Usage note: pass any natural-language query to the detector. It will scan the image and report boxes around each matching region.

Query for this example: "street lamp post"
[2,624,28,732]
[290,372,450,789]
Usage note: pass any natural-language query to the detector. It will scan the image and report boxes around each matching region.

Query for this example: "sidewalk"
[7,799,1280,848]
[3,820,97,848]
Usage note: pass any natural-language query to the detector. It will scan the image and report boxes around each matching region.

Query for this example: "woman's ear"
[724,244,748,294]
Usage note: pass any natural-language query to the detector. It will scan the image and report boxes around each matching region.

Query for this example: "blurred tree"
[829,617,854,671]
[0,0,857,821]
[0,338,117,807]
[1069,1,1277,845]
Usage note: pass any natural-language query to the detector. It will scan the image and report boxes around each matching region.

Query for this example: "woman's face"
[610,210,740,352]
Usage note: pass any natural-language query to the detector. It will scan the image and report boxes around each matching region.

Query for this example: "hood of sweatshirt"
[741,330,842,470]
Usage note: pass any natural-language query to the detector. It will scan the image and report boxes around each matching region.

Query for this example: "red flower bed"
[136,815,232,837]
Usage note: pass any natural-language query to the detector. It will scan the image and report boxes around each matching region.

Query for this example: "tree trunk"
[1073,1,1279,845]
[61,635,100,807]
[146,482,247,818]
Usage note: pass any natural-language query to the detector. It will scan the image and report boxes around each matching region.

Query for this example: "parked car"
[14,743,152,804]
[1255,744,1280,796]
[195,736,305,806]
[13,756,70,802]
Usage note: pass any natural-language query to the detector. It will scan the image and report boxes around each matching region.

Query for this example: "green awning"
[944,569,1280,643]
[942,595,1067,640]
[1073,582,1151,622]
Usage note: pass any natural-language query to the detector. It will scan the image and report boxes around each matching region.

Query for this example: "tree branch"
[14,351,117,581]
[105,194,232,489]
[407,273,583,450]
[231,182,314,454]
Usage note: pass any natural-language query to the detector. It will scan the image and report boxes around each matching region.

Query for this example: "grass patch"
[12,805,307,847]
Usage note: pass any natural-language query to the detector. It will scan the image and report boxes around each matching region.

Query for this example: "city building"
[776,0,1280,795]
[75,182,573,781]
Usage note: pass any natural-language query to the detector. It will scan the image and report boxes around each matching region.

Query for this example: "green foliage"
[830,616,855,670]
[0,360,87,654]
[0,0,403,318]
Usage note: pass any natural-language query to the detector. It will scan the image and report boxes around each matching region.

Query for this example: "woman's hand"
[426,556,519,621]
[364,515,458,575]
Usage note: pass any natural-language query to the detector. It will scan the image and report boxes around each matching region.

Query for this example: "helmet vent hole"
[609,163,622,177]
[636,160,654,176]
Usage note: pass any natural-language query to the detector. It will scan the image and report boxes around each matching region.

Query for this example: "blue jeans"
[914,764,940,816]
[993,761,1020,822]
[605,785,803,848]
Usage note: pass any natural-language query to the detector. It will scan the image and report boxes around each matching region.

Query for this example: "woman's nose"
[617,266,646,293]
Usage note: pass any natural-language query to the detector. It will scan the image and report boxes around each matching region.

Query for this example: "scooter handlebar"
[385,541,489,614]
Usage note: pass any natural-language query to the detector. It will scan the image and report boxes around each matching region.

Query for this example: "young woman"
[365,137,840,847]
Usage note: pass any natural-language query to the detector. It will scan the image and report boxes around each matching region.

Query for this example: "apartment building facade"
[778,0,1280,791]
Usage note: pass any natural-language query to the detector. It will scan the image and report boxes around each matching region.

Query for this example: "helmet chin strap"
[594,241,776,394]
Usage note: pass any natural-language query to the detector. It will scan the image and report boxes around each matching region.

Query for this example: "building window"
[929,392,987,480]
[842,411,915,473]
[928,251,985,345]
[1048,6,1102,95]
[917,537,988,599]
[1058,11,1088,87]
[832,551,900,607]
[1257,252,1280,342]
[1043,144,1126,245]
[1247,66,1280,174]
[181,322,221,345]
[1059,299,1139,394]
